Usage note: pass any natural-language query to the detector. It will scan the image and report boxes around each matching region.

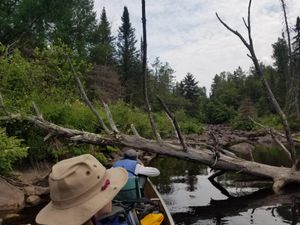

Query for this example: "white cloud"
[94,0,300,92]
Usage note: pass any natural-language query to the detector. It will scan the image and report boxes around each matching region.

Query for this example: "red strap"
[101,179,110,191]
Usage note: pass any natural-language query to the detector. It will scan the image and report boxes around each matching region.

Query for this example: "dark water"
[150,146,300,225]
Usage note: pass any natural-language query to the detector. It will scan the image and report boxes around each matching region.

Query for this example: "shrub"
[0,128,28,175]
[232,119,255,131]
[232,98,256,131]
[288,115,300,132]
[205,100,236,124]
[256,115,282,131]
[41,101,98,132]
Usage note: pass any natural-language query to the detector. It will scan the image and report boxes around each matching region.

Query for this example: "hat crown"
[124,149,138,160]
[49,154,106,204]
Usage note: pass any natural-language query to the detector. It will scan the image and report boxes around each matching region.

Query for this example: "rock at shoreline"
[0,178,24,211]
[229,143,255,159]
[26,195,41,206]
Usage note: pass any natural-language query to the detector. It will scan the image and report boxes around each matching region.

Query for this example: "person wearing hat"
[113,149,160,178]
[35,154,128,225]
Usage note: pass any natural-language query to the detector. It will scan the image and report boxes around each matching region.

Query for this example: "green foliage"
[205,100,236,124]
[90,7,115,65]
[0,44,91,110]
[180,73,200,101]
[34,43,91,101]
[231,98,256,131]
[117,6,142,105]
[40,101,98,132]
[175,109,203,134]
[0,0,97,53]
[210,68,246,110]
[150,57,175,100]
[0,128,28,175]
[109,102,202,138]
[288,115,300,132]
[293,17,300,61]
[232,117,254,131]
[0,49,43,109]
[256,115,283,131]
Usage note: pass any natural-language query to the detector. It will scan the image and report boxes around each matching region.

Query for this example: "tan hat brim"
[36,167,128,225]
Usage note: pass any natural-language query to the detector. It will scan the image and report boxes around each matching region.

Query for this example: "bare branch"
[165,112,179,138]
[43,132,54,141]
[242,17,248,29]
[208,131,222,167]
[247,0,253,47]
[215,13,250,50]
[269,129,292,161]
[130,124,141,137]
[208,170,233,198]
[247,54,254,60]
[102,101,119,133]
[156,95,188,152]
[32,102,42,119]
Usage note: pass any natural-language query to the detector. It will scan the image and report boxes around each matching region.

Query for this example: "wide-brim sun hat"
[36,154,128,225]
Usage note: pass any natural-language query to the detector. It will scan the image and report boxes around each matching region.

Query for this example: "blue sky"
[94,0,300,93]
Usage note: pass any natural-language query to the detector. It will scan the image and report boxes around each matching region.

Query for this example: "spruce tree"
[117,6,141,104]
[293,17,300,61]
[182,73,199,101]
[90,7,115,65]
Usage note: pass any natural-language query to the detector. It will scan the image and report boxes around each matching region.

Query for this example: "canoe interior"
[143,179,175,225]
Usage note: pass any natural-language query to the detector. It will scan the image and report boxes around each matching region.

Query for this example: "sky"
[94,0,300,93]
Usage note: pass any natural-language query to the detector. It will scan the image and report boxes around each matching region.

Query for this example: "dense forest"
[0,0,300,174]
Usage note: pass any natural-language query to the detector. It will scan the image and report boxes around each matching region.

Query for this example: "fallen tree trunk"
[8,115,300,193]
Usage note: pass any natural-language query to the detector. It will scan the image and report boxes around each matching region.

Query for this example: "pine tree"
[117,6,141,104]
[293,17,300,61]
[182,73,199,101]
[90,7,115,65]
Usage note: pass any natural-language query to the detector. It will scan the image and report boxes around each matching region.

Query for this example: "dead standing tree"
[216,0,298,170]
[141,0,161,143]
[280,0,299,117]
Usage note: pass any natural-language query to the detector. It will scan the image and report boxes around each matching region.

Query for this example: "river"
[150,145,300,225]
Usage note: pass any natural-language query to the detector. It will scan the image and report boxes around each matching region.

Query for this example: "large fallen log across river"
[3,114,299,193]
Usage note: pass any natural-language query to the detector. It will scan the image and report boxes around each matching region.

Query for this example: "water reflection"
[150,157,300,225]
